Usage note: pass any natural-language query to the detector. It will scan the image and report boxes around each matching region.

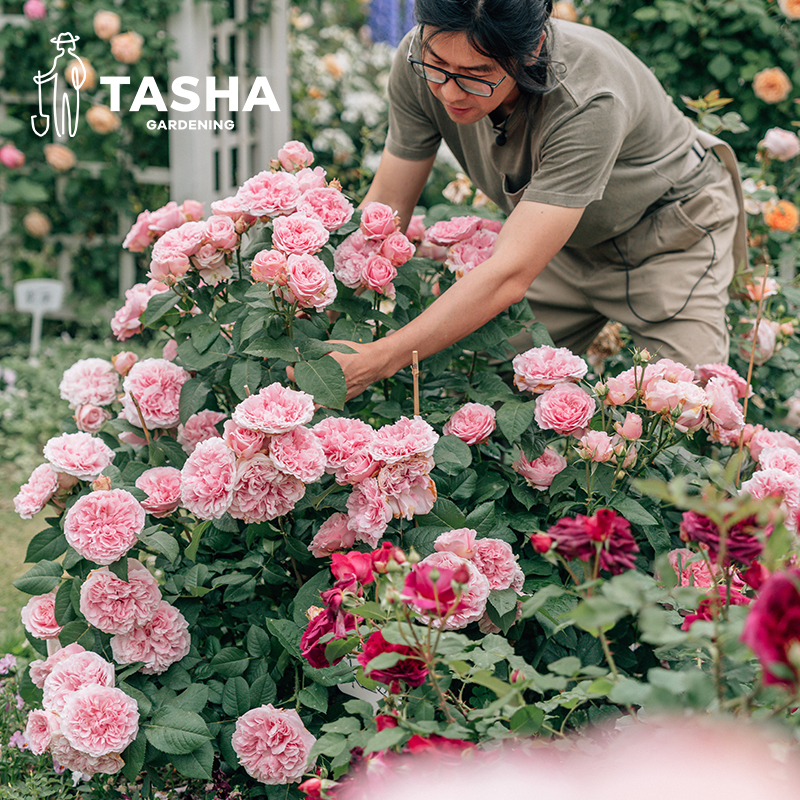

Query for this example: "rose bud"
[530,533,553,553]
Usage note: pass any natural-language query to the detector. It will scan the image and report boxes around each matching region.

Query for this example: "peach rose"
[65,58,96,91]
[23,210,51,238]
[93,10,121,40]
[86,105,121,134]
[44,143,76,171]
[763,200,800,233]
[779,0,800,20]
[752,67,792,104]
[110,31,144,64]
[760,128,800,162]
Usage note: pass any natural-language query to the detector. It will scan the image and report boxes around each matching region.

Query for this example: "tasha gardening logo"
[32,32,281,136]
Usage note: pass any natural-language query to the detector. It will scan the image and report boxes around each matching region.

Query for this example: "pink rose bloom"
[345,477,392,547]
[296,166,327,192]
[379,231,415,266]
[14,463,59,519]
[434,527,477,559]
[333,232,373,288]
[576,430,616,463]
[28,643,85,689]
[25,709,60,755]
[43,431,114,480]
[49,733,123,776]
[739,318,779,365]
[112,351,138,376]
[749,428,800,461]
[237,170,301,217]
[603,367,642,406]
[75,404,112,433]
[204,214,239,250]
[135,466,182,517]
[222,420,267,458]
[445,230,497,278]
[269,425,327,483]
[21,591,62,640]
[229,454,305,522]
[285,253,337,310]
[272,212,330,255]
[704,376,745,434]
[760,127,800,161]
[232,704,316,785]
[312,416,374,470]
[417,551,490,629]
[644,379,707,432]
[334,449,381,485]
[64,489,145,565]
[534,383,596,435]
[60,685,139,757]
[513,447,567,491]
[79,560,161,634]
[740,468,800,526]
[59,358,119,408]
[406,214,426,242]
[472,537,519,591]
[377,460,437,520]
[23,0,46,18]
[297,187,354,231]
[180,199,205,221]
[759,447,800,478]
[308,512,357,557]
[122,358,191,430]
[181,438,236,519]
[177,409,226,454]
[193,245,231,285]
[111,280,170,341]
[360,202,399,239]
[443,402,496,445]
[154,221,206,257]
[110,600,191,674]
[232,383,315,434]
[43,651,115,713]
[362,253,397,296]
[149,249,191,284]
[640,359,696,393]
[210,195,251,224]
[745,276,780,303]
[0,142,26,169]
[695,362,751,400]
[251,249,288,285]
[147,201,184,235]
[162,338,178,362]
[369,415,439,464]
[667,548,716,588]
[513,345,589,394]
[122,210,154,252]
[278,140,314,172]
[425,216,482,246]
[614,411,643,440]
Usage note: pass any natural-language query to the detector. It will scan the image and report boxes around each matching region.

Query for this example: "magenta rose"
[180,437,236,520]
[122,358,191,430]
[13,463,59,519]
[534,383,596,435]
[443,402,496,446]
[360,201,399,239]
[232,704,316,785]
[21,590,62,640]
[513,447,567,491]
[357,630,428,693]
[135,466,183,517]
[232,383,315,434]
[59,358,119,408]
[60,685,139,757]
[43,431,115,480]
[297,187,354,231]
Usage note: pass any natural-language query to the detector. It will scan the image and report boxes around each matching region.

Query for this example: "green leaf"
[294,356,346,410]
[266,618,303,658]
[496,400,537,443]
[154,437,189,468]
[222,677,251,717]
[365,726,407,753]
[610,497,657,527]
[293,570,332,627]
[570,597,628,633]
[13,560,62,594]
[549,656,582,676]
[58,620,95,649]
[519,584,567,620]
[209,647,250,677]
[298,683,328,713]
[433,435,473,476]
[246,625,272,659]
[509,705,544,735]
[250,673,278,707]
[466,501,496,533]
[121,730,147,781]
[137,528,180,564]
[109,557,129,582]
[230,359,264,401]
[171,741,215,780]
[244,333,299,362]
[417,498,467,529]
[145,707,214,755]
[169,684,210,714]
[141,291,178,327]
[179,379,212,425]
[119,682,152,716]
[25,528,68,563]
[184,520,209,562]
[3,178,49,205]
[487,587,518,618]
[54,580,76,626]
[457,320,507,351]
[365,651,406,671]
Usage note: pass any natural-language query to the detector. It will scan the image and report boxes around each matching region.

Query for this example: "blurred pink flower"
[425,216,482,246]
[760,128,800,161]
[13,463,59,519]
[0,142,26,168]
[111,279,169,341]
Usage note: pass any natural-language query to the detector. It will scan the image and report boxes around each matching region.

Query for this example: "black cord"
[612,224,716,325]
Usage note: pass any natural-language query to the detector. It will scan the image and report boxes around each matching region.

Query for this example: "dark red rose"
[356,631,428,693]
[681,585,750,631]
[375,713,399,731]
[680,511,768,567]
[300,608,358,669]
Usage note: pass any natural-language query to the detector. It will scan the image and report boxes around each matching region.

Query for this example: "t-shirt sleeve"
[520,93,629,208]
[385,35,443,161]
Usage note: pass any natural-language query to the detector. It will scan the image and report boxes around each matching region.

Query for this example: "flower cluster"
[421,215,502,279]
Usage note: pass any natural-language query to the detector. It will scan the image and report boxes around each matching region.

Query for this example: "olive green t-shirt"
[386,19,699,248]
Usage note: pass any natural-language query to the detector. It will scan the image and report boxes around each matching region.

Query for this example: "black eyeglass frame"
[406,31,507,98]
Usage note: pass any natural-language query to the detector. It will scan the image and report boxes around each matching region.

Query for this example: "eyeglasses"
[406,32,506,98]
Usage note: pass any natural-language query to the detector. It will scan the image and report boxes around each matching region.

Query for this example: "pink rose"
[285,253,337,310]
[211,195,248,223]
[368,415,439,464]
[704,377,745,433]
[534,383,596,435]
[379,231,415,266]
[181,199,205,221]
[434,527,477,559]
[513,345,589,393]
[297,187,354,231]
[14,463,59,519]
[0,142,26,169]
[250,249,288,285]
[122,358,192,430]
[75,404,112,433]
[148,201,184,235]
[135,466,183,517]
[49,733,123,776]
[177,409,226,454]
[333,230,373,288]
[278,140,314,172]
[760,127,800,161]
[269,425,327,483]
[204,214,239,250]
[295,166,327,192]
[153,221,205,258]
[272,213,330,255]
[759,447,800,477]
[122,210,153,252]
[181,438,236,519]
[308,513,357,558]
[59,358,119,408]
[695,362,751,400]
[362,253,397,297]
[61,685,139,757]
[739,318,779,365]
[644,379,707,432]
[603,367,642,406]
[237,170,301,217]
[614,411,643,440]
[472,538,519,590]
[749,428,800,461]
[43,651,115,713]
[745,276,780,302]
[425,216,482,246]
[416,551,490,629]
[377,458,437,520]
[111,280,170,341]
[576,430,616,463]
[162,339,178,361]
[360,202,399,239]
[79,560,161,634]
[25,709,60,755]
[445,230,497,278]
[667,548,716,588]
[513,447,567,491]
[229,454,306,522]
[312,416,374,470]
[110,600,191,674]
[406,214,426,242]
[111,351,139,376]
[443,402,496,445]
[345,477,392,547]
[64,489,145,565]
[21,591,62,640]
[110,31,144,65]
[640,359,696,394]
[192,244,230,283]
[43,431,114,480]
[232,383,315,434]
[222,420,267,458]
[28,643,85,689]
[232,704,316,785]
[334,449,381,485]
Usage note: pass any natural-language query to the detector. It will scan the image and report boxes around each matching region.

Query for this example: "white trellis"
[0,0,290,315]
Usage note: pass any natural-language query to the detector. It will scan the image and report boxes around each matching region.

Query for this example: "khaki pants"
[512,155,740,368]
